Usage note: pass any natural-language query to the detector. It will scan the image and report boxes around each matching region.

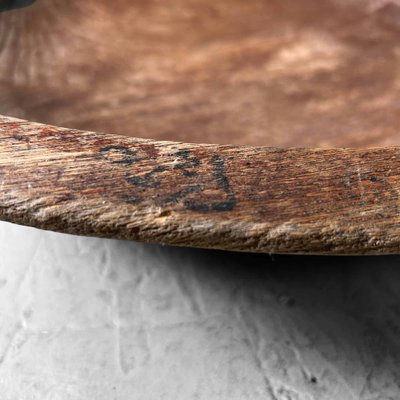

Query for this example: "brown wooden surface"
[1,0,400,147]
[2,1,400,254]
[1,115,400,255]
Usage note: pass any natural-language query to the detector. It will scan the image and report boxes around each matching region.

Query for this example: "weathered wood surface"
[1,0,400,148]
[1,115,400,255]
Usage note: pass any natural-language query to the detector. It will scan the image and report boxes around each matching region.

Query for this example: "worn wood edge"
[1,115,400,255]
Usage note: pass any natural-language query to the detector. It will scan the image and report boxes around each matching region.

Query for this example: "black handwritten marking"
[182,170,198,177]
[184,155,236,212]
[164,186,201,204]
[212,154,233,193]
[100,145,139,166]
[173,150,200,170]
[125,167,167,189]
[99,146,236,211]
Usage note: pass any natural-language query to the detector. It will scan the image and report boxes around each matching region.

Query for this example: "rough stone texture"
[0,221,399,399]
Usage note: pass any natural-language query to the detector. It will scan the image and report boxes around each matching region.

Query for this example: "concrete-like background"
[0,221,399,399]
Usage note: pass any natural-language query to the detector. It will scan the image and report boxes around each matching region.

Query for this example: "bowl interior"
[1,0,400,147]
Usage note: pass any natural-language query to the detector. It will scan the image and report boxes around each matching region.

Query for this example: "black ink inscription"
[184,155,236,212]
[126,165,168,188]
[100,145,237,211]
[173,150,200,171]
[100,145,140,166]
[164,186,201,204]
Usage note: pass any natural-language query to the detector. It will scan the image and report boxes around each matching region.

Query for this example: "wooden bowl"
[2,0,400,147]
[1,0,400,255]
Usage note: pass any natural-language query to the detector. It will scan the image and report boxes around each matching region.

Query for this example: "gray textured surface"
[0,221,399,399]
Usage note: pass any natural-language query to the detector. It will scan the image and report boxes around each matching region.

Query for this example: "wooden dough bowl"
[1,0,400,254]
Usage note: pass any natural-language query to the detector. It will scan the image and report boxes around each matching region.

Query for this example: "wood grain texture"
[1,0,400,147]
[1,115,400,255]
